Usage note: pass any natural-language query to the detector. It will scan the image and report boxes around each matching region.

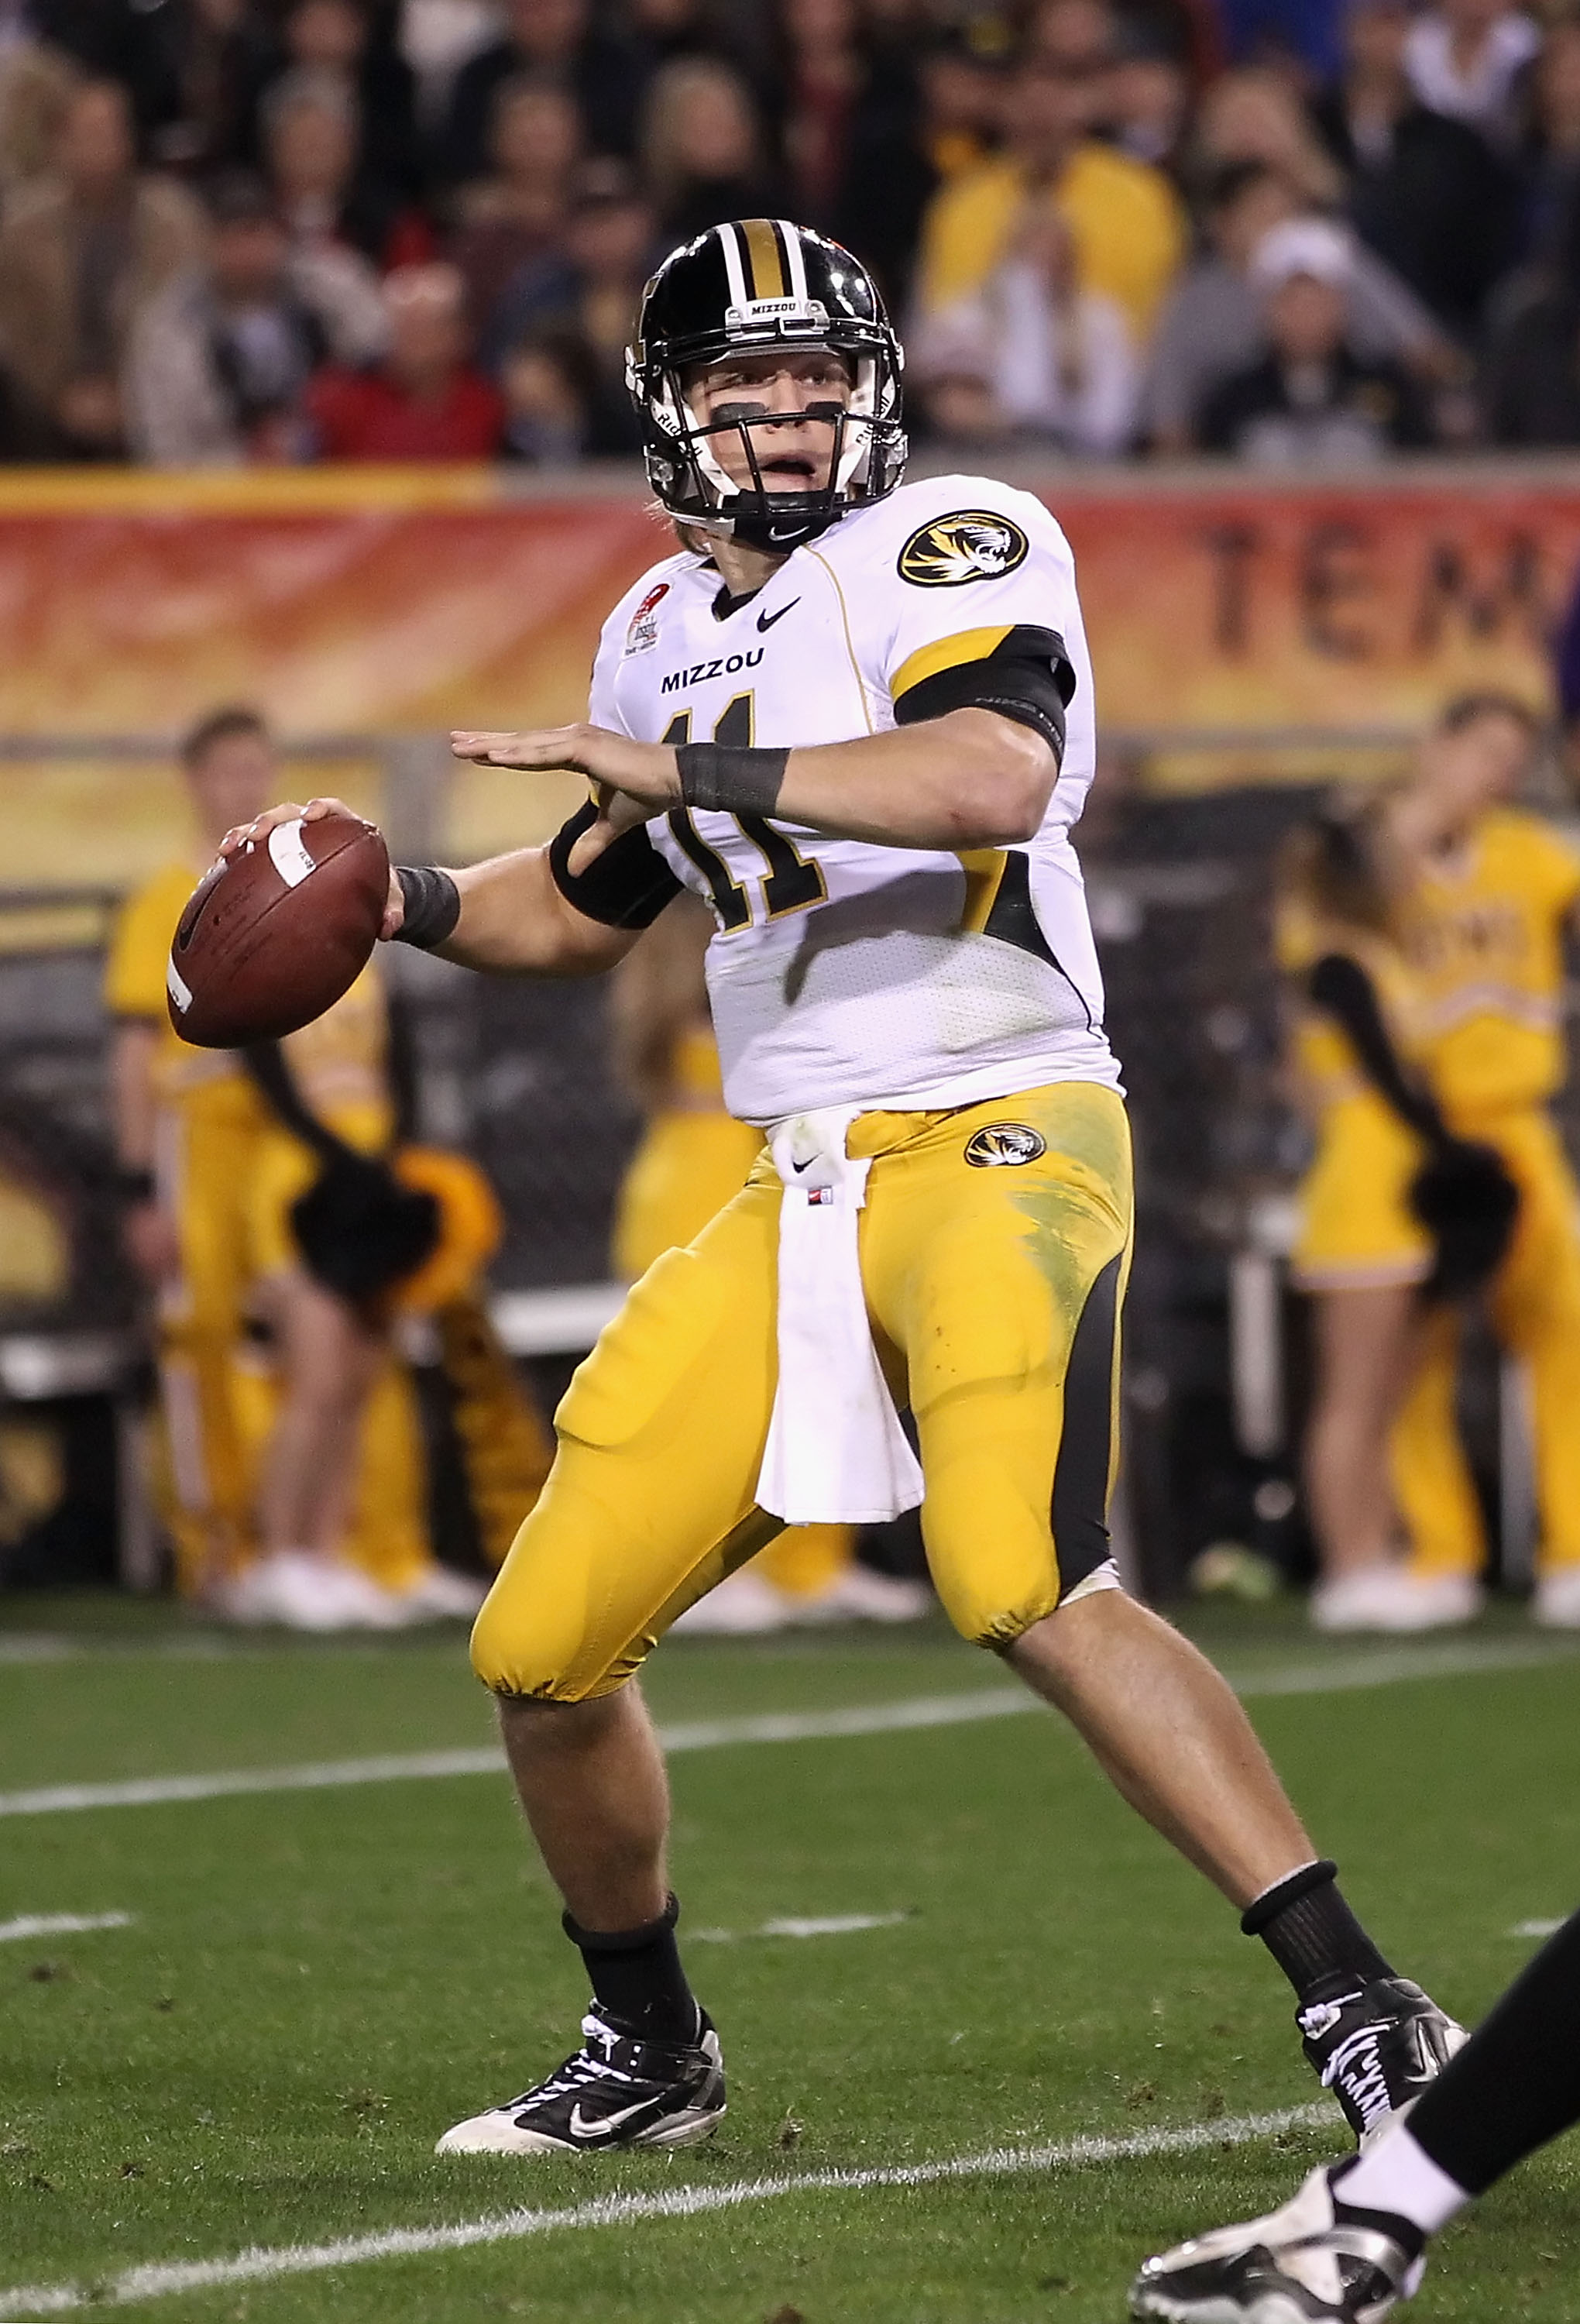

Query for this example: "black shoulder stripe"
[548,803,682,930]
[892,624,1074,761]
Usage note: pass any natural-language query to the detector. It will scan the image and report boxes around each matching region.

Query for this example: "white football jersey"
[588,472,1121,1126]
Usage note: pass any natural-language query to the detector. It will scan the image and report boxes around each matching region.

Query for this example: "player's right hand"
[218,797,405,940]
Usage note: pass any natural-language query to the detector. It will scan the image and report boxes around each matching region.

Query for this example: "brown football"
[166,812,390,1048]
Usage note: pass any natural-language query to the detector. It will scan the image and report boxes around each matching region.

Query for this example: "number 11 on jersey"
[662,697,827,930]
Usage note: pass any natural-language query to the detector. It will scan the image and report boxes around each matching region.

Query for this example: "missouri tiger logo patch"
[898,510,1029,588]
[963,1122,1046,1167]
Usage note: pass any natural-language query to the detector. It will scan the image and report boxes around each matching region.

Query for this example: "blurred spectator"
[1190,65,1345,205]
[305,257,503,455]
[254,0,421,199]
[0,77,205,456]
[914,205,1139,453]
[498,327,592,460]
[1310,0,1520,340]
[1029,0,1119,91]
[915,50,1188,345]
[128,0,273,175]
[0,40,81,202]
[834,27,1003,313]
[1143,160,1451,449]
[398,0,503,133]
[484,155,651,450]
[1108,22,1194,170]
[1218,0,1345,81]
[641,55,782,244]
[1403,0,1537,149]
[627,0,740,74]
[448,73,577,332]
[437,0,642,188]
[260,65,433,272]
[1482,196,1580,442]
[777,0,862,230]
[124,170,386,463]
[1517,18,1580,268]
[1200,215,1432,459]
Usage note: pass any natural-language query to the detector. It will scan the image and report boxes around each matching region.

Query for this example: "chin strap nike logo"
[757,599,799,633]
[567,2098,655,2141]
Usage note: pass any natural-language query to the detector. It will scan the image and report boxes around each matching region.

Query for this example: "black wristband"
[393,865,462,951]
[115,1166,157,1205]
[676,741,788,817]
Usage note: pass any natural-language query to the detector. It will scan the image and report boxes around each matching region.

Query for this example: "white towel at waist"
[755,1106,926,1527]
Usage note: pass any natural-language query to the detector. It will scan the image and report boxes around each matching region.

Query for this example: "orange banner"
[0,464,1575,736]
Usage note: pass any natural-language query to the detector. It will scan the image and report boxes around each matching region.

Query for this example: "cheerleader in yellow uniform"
[609,895,929,1631]
[105,708,476,1628]
[1281,696,1580,1631]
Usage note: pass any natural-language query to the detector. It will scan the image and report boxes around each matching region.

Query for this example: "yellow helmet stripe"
[740,218,786,301]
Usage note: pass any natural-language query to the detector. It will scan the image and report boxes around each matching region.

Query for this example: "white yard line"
[1,1635,1573,1824]
[0,1912,132,1944]
[0,2099,1334,2315]
[1509,1917,1568,1939]
[693,1911,911,1943]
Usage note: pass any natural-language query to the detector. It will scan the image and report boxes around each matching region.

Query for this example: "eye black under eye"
[711,399,768,425]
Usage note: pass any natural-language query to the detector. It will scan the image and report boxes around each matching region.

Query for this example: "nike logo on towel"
[757,600,799,632]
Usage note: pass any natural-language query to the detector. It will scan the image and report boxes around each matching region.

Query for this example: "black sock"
[1242,1860,1394,2006]
[1404,1905,1580,2195]
[564,1893,699,2044]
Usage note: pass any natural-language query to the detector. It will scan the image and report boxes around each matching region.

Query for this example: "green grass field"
[2,1596,1578,2323]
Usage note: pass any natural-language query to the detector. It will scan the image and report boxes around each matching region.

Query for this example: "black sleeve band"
[893,624,1074,762]
[393,865,462,950]
[676,741,788,816]
[548,803,682,929]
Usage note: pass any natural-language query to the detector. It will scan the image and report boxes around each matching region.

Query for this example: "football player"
[1131,1901,1580,2320]
[228,222,1459,2154]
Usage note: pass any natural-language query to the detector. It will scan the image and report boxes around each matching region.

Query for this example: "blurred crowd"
[4,0,1580,464]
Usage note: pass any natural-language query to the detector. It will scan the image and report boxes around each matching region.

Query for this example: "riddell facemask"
[627,219,906,553]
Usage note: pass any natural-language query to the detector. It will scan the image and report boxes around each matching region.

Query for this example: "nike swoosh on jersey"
[566,2099,658,2140]
[756,599,799,632]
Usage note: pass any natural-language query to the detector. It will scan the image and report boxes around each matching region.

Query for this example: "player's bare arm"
[221,796,638,976]
[450,706,1057,858]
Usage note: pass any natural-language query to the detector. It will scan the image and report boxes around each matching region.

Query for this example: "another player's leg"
[864,1083,1459,2141]
[438,1181,782,2155]
[1131,1903,1580,2320]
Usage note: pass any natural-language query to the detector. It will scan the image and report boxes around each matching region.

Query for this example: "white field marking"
[2,1633,1575,1822]
[1510,1917,1568,1939]
[0,2100,1335,2315]
[0,1912,132,1944]
[693,1911,911,1944]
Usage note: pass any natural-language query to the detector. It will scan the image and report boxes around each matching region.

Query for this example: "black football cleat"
[1297,1977,1464,2142]
[435,2006,726,2154]
[1129,2162,1424,2322]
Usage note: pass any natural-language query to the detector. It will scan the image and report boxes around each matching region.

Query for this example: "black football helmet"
[627,219,906,552]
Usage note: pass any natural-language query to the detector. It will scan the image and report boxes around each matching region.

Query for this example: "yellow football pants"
[1396,1106,1580,1580]
[611,1102,853,1601]
[473,1081,1132,1700]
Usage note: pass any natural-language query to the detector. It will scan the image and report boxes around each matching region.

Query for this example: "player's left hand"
[450,724,677,806]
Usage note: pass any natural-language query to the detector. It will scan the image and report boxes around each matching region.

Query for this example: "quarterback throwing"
[230,221,1459,2159]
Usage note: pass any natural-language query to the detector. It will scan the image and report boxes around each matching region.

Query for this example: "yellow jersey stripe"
[957,849,1007,933]
[741,218,785,300]
[891,625,1012,703]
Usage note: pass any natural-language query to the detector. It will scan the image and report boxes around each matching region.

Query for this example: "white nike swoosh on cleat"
[567,2099,657,2141]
